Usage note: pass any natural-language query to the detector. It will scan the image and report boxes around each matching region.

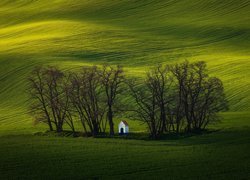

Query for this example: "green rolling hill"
[1,1,250,179]
[0,0,249,132]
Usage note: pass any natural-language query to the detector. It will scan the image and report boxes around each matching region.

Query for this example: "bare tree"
[171,61,188,133]
[146,65,174,134]
[69,66,106,136]
[28,66,71,133]
[43,66,70,132]
[100,65,124,136]
[192,76,228,130]
[127,77,160,139]
[63,76,76,133]
[172,61,228,132]
[28,66,53,131]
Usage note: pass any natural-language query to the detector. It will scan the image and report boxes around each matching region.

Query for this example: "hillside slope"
[0,0,249,133]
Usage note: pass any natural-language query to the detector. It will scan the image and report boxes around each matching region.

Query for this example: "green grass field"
[0,0,250,179]
[1,112,250,179]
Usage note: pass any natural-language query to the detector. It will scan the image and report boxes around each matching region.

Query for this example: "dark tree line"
[27,61,228,138]
[127,61,228,138]
[28,66,71,133]
[28,65,123,136]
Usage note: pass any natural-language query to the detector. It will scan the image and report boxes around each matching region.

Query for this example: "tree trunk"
[92,123,99,137]
[48,120,53,131]
[108,106,114,136]
[57,124,63,133]
[176,121,180,134]
[187,122,191,132]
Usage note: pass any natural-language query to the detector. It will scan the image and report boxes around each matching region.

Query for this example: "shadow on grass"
[34,129,222,141]
[31,127,250,147]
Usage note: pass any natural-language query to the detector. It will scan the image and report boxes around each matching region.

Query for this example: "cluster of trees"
[28,65,123,136]
[127,61,228,138]
[28,61,228,138]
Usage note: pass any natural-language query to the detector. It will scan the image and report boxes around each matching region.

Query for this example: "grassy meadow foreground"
[0,112,250,179]
[0,0,250,179]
